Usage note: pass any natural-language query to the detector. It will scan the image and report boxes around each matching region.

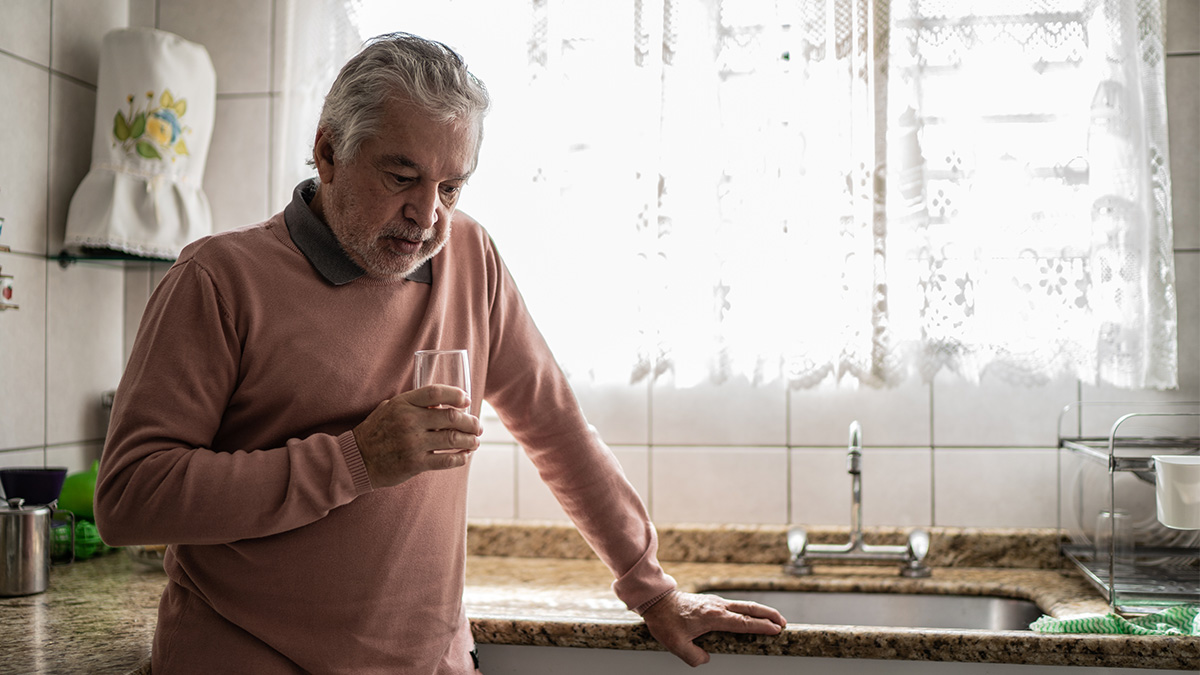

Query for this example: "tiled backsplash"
[1,0,1197,531]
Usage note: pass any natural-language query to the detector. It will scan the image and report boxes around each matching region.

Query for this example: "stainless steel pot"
[0,497,73,596]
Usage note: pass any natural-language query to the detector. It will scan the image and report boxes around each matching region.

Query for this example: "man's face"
[315,99,477,279]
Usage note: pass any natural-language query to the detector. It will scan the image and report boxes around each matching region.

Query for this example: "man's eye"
[391,174,416,185]
[441,185,463,196]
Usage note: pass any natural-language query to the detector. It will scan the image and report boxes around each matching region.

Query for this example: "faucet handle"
[783,526,813,576]
[901,529,933,578]
[906,529,930,561]
[787,526,808,559]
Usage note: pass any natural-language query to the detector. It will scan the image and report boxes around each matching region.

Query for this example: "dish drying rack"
[1056,401,1199,615]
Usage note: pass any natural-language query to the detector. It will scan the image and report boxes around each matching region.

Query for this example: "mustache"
[382,224,434,242]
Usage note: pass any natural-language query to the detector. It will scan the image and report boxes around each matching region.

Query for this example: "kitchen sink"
[704,589,1043,631]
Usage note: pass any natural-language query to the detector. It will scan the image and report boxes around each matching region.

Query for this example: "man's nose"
[404,183,440,230]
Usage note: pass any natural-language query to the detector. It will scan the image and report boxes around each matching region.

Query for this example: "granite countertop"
[2,522,1197,674]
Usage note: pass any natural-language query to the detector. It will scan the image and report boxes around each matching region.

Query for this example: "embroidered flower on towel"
[113,89,191,161]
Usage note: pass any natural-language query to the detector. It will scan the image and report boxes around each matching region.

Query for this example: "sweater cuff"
[634,588,677,616]
[337,430,374,494]
[610,525,678,615]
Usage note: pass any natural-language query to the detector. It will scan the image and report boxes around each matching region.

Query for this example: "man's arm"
[474,232,787,664]
[95,259,368,546]
[97,255,483,547]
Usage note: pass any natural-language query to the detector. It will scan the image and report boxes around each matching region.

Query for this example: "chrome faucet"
[785,420,931,578]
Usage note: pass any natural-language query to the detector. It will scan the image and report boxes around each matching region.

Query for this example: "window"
[283,0,1176,389]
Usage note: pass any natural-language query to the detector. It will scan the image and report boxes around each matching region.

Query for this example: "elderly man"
[96,32,785,673]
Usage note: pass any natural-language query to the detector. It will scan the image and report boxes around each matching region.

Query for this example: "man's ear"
[313,128,336,183]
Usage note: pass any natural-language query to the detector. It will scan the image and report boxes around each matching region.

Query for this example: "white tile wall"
[128,0,158,29]
[1173,253,1198,396]
[0,0,51,66]
[0,57,50,256]
[50,0,128,85]
[157,0,273,95]
[0,254,47,451]
[933,448,1059,528]
[467,443,517,520]
[652,375,787,447]
[47,74,97,256]
[1167,0,1200,54]
[1166,54,1199,251]
[651,447,789,525]
[791,447,933,528]
[933,373,1079,448]
[45,262,124,445]
[203,96,272,231]
[0,0,203,476]
[789,378,931,447]
[0,0,1195,533]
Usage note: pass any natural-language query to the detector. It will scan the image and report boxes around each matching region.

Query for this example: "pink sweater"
[96,196,675,673]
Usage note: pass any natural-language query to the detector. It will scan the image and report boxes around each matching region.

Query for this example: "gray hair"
[314,32,491,167]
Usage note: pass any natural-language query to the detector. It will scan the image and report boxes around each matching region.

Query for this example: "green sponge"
[51,518,112,561]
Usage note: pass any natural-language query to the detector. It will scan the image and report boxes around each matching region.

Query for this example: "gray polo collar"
[284,179,432,286]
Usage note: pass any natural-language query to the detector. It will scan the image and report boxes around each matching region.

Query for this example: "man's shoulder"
[451,209,485,238]
[176,214,290,268]
[450,210,502,257]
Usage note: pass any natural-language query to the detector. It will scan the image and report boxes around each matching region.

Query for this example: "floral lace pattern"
[884,0,1176,388]
[515,0,1176,389]
[306,0,1176,390]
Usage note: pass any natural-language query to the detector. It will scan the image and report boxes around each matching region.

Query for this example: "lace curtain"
[283,0,1177,390]
[884,0,1177,389]
[271,0,362,215]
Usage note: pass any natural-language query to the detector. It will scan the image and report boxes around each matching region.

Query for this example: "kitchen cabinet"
[477,645,1197,675]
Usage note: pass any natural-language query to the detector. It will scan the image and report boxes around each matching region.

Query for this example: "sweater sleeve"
[478,237,677,614]
[94,257,373,547]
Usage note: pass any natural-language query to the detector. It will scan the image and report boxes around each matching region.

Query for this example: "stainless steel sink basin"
[706,590,1042,631]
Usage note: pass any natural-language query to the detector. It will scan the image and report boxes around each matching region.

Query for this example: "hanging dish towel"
[64,27,216,260]
[1031,605,1199,636]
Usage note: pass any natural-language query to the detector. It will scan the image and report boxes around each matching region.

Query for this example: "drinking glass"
[1094,509,1133,567]
[414,349,470,409]
[414,349,471,455]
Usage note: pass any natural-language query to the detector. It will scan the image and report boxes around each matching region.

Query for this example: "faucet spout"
[784,420,932,578]
[847,420,862,471]
[848,420,863,547]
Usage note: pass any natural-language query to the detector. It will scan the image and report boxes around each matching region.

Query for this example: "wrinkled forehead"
[373,99,481,178]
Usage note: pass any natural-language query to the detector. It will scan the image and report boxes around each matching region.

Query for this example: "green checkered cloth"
[1031,605,1198,636]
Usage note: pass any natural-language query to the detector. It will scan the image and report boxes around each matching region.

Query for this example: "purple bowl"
[0,467,68,506]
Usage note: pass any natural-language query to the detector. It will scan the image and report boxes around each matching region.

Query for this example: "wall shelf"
[55,249,175,268]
